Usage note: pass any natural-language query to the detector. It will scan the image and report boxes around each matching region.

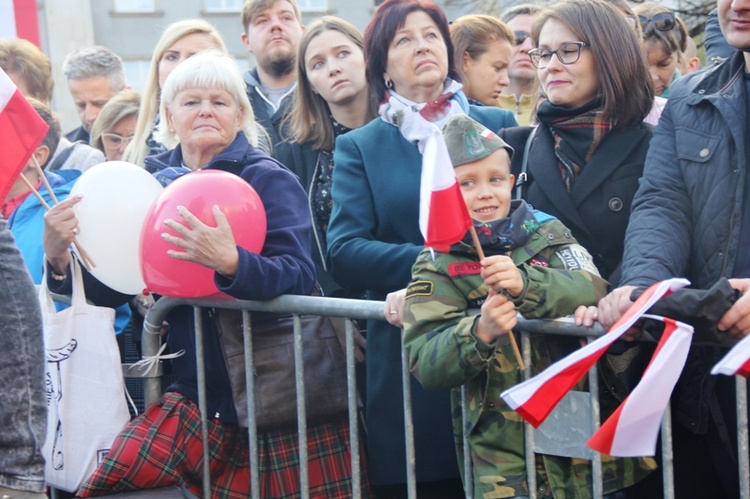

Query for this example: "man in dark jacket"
[593,1,750,497]
[240,0,304,149]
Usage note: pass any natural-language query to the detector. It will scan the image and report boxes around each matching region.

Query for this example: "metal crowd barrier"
[135,295,750,499]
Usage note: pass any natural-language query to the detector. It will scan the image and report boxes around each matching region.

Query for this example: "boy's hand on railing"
[384,288,406,328]
[476,289,518,344]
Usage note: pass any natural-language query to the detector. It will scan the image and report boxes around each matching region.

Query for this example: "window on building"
[123,60,151,93]
[297,0,327,11]
[113,0,156,12]
[204,0,243,12]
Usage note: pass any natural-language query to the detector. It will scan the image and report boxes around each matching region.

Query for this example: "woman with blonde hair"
[450,14,514,107]
[90,90,140,162]
[123,19,226,168]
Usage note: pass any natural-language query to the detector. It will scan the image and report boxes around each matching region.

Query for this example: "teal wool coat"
[326,105,517,485]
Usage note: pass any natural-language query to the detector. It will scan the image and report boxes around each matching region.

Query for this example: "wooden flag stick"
[469,225,525,371]
[18,173,96,272]
[31,155,59,205]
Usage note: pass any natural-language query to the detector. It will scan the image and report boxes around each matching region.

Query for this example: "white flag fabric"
[501,278,690,428]
[587,317,693,456]
[711,332,750,377]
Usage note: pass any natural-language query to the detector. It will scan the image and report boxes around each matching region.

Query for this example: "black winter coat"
[500,122,652,286]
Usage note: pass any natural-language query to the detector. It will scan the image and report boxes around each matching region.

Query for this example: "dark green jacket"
[403,218,655,498]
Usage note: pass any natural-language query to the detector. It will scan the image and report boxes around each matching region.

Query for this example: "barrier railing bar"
[400,331,417,499]
[242,310,261,499]
[293,314,310,499]
[345,319,362,498]
[661,403,674,499]
[193,306,211,499]
[737,377,749,498]
[522,331,537,499]
[137,296,750,499]
[461,385,473,499]
[587,337,603,499]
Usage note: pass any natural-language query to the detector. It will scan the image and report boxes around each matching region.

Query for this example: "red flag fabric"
[587,317,693,456]
[418,131,473,252]
[501,278,690,428]
[712,330,750,377]
[0,67,49,202]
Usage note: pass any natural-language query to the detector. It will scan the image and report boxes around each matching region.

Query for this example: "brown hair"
[0,39,54,104]
[27,98,61,166]
[287,17,376,151]
[450,15,514,82]
[364,0,459,103]
[634,3,685,60]
[242,0,302,32]
[531,0,653,127]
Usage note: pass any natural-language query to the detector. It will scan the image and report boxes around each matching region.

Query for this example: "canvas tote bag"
[39,259,131,492]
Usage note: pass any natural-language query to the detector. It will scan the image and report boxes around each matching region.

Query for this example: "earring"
[169,128,175,133]
[384,77,393,89]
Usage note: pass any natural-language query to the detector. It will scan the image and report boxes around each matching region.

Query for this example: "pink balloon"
[140,170,267,298]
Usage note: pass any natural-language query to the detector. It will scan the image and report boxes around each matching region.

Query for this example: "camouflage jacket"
[403,217,655,498]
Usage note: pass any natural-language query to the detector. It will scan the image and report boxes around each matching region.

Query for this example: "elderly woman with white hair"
[44,50,363,497]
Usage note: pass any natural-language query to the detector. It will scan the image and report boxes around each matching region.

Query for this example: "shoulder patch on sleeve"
[555,245,601,276]
[406,280,434,299]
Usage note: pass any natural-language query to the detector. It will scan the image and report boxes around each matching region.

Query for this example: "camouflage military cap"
[442,114,514,167]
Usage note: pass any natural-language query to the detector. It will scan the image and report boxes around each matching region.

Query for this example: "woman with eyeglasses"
[634,3,686,98]
[449,15,513,107]
[90,90,140,162]
[499,3,657,493]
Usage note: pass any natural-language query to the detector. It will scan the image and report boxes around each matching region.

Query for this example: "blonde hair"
[123,19,226,167]
[157,51,260,148]
[450,15,514,83]
[90,90,141,157]
[0,38,54,104]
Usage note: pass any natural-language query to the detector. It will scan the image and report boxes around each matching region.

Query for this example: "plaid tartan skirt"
[77,392,371,498]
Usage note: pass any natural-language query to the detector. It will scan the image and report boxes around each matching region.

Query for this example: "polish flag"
[0,0,41,46]
[501,278,690,428]
[419,131,473,252]
[711,332,750,377]
[0,67,49,201]
[587,317,693,456]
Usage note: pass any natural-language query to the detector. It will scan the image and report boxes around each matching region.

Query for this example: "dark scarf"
[450,200,541,257]
[536,99,615,192]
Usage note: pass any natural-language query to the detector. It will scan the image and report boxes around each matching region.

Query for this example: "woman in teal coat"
[325,0,516,495]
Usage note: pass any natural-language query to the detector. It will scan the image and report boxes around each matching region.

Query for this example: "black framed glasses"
[514,30,530,46]
[101,132,134,150]
[528,42,588,69]
[638,11,676,31]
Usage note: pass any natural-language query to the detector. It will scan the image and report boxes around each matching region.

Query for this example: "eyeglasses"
[514,31,530,46]
[528,42,589,69]
[638,11,676,31]
[101,132,134,150]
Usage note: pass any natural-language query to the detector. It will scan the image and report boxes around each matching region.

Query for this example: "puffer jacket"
[620,50,747,434]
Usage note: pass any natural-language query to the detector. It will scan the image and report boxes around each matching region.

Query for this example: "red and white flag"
[711,332,750,377]
[419,131,473,252]
[0,67,49,202]
[501,278,690,428]
[0,0,41,45]
[587,317,693,456]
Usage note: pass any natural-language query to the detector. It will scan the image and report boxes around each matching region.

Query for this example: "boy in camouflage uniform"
[403,115,655,498]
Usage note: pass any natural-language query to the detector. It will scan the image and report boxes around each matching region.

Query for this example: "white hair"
[156,50,261,148]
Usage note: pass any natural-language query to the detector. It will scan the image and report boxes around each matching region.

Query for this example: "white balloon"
[69,161,163,294]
